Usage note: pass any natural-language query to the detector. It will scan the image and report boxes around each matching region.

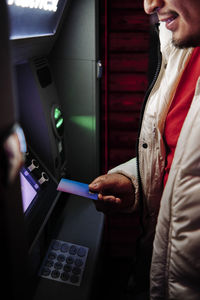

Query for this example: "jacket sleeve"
[108,158,139,212]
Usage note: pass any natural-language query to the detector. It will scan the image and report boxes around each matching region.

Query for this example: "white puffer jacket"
[110,23,200,299]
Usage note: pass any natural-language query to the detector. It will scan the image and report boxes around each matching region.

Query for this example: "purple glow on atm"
[20,167,40,213]
[20,173,37,212]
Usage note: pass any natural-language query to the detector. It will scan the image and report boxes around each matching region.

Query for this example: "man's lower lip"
[165,18,177,31]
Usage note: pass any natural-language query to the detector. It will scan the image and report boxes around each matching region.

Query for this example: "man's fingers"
[89,175,107,192]
[94,196,121,214]
[98,193,121,204]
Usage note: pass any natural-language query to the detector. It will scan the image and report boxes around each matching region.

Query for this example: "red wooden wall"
[99,0,150,258]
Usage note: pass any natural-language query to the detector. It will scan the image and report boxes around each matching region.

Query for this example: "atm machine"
[4,0,104,299]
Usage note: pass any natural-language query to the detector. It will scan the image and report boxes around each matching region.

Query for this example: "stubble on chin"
[172,35,200,49]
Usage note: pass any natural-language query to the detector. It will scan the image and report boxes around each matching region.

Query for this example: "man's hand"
[89,173,135,214]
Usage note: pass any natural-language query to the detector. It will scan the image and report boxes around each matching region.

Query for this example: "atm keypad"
[40,239,89,286]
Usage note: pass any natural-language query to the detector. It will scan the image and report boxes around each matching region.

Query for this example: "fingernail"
[90,183,99,188]
[98,193,102,200]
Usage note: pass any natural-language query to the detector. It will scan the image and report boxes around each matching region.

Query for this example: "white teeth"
[167,17,175,23]
[160,13,178,24]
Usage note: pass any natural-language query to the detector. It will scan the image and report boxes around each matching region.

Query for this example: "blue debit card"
[57,178,98,200]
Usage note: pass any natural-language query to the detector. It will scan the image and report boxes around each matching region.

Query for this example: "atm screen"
[18,146,59,249]
[7,0,68,40]
[20,167,40,214]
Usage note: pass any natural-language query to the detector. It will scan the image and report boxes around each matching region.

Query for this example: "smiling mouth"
[160,13,179,30]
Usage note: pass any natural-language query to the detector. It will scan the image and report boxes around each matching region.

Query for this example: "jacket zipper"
[136,23,162,232]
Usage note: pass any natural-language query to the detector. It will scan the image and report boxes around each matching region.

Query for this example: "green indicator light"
[70,116,95,131]
[54,108,61,120]
[56,118,64,128]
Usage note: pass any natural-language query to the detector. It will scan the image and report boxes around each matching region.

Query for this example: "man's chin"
[172,36,200,49]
